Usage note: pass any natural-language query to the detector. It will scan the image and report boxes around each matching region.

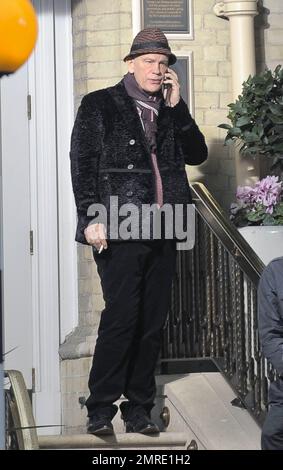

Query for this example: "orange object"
[0,0,38,74]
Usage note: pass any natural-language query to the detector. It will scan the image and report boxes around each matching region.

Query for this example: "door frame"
[53,0,78,344]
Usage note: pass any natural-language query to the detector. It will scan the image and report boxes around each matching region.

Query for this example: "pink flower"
[237,176,282,214]
[253,176,282,213]
[232,176,283,226]
[236,185,255,203]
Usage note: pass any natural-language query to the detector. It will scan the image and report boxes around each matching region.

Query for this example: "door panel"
[1,65,33,388]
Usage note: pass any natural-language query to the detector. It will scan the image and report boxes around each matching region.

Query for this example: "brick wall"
[168,0,234,209]
[262,0,283,70]
[61,357,92,434]
[72,0,132,109]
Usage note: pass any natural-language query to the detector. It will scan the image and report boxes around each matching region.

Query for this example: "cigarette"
[98,245,104,254]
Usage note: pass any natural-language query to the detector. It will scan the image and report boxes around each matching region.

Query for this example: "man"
[258,257,283,450]
[70,27,207,435]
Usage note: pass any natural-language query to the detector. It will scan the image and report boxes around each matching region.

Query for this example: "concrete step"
[38,431,188,450]
[158,372,261,450]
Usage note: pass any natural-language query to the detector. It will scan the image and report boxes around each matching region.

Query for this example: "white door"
[1,0,76,432]
[1,64,33,388]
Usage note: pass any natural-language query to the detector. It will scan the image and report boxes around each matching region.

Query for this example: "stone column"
[214,0,259,185]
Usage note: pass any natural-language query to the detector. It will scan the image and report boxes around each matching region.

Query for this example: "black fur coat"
[70,80,207,244]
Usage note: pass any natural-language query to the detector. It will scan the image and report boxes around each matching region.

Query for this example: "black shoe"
[87,404,117,436]
[120,402,159,435]
[87,415,114,435]
[125,414,160,434]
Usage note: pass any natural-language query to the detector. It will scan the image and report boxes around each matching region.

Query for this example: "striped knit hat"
[123,28,176,65]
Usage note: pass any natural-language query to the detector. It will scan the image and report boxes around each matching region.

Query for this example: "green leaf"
[236,116,252,127]
[269,115,283,124]
[224,136,234,146]
[262,215,277,225]
[245,146,260,154]
[269,103,283,116]
[243,131,261,143]
[229,127,242,137]
[247,212,264,222]
[218,124,232,130]
[268,135,281,144]
[274,204,283,216]
[273,143,283,152]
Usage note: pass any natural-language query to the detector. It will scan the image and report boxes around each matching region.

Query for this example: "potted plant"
[219,66,283,264]
[230,175,283,264]
[231,175,283,227]
[219,65,283,178]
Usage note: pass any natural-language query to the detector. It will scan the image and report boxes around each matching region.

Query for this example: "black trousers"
[85,240,177,417]
[262,378,283,450]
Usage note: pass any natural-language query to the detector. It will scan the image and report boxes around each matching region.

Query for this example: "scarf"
[123,72,163,151]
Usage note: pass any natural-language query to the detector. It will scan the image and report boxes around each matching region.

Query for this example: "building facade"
[1,0,283,433]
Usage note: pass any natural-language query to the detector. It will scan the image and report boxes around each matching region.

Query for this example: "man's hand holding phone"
[162,68,180,108]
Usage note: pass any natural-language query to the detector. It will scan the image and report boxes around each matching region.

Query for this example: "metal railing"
[161,182,268,424]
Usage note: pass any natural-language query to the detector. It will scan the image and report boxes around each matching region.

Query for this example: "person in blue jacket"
[258,257,283,450]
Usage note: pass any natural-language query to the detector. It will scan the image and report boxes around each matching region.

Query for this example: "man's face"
[127,53,169,93]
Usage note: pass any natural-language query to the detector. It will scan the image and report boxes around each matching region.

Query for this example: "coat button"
[127,164,134,169]
[103,175,108,180]
[129,139,135,145]
[126,190,133,197]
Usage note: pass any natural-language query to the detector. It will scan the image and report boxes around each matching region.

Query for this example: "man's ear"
[127,59,135,73]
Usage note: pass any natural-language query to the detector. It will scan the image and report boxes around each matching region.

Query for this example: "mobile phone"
[162,82,172,104]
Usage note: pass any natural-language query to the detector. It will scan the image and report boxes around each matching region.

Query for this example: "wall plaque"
[140,0,193,38]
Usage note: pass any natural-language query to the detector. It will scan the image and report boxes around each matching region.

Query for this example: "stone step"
[38,431,188,450]
[160,373,261,450]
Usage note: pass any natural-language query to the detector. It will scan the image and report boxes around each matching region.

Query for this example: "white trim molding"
[30,0,61,433]
[53,0,78,344]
